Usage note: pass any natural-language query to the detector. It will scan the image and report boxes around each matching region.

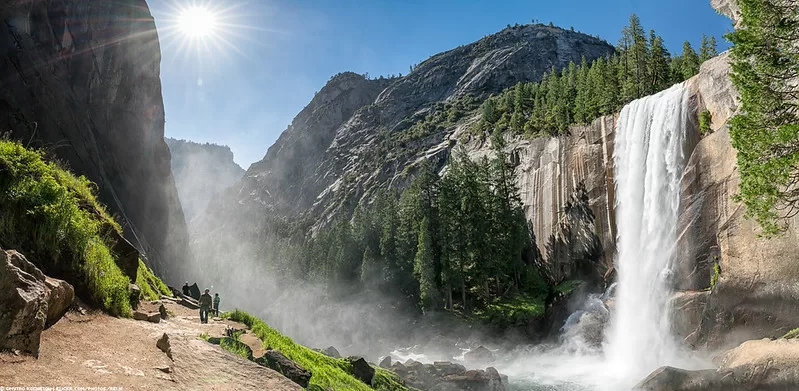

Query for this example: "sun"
[178,6,217,38]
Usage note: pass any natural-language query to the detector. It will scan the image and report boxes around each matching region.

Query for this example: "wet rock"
[256,349,312,388]
[635,366,722,391]
[188,283,201,300]
[379,356,392,368]
[322,346,341,358]
[670,291,709,344]
[157,333,173,360]
[346,356,375,386]
[465,346,495,366]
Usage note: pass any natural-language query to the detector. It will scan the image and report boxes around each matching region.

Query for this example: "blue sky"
[149,0,733,168]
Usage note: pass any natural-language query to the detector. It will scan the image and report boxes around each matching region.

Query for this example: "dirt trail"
[0,299,300,391]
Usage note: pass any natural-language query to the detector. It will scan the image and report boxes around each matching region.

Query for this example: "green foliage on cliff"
[699,110,713,135]
[0,139,133,316]
[473,295,546,328]
[710,262,721,289]
[727,0,799,237]
[303,133,546,316]
[224,310,411,391]
[476,14,714,136]
[137,259,172,301]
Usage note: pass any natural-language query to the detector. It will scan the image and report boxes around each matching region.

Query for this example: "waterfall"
[605,83,691,383]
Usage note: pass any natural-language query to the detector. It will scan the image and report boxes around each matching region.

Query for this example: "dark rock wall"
[0,0,189,281]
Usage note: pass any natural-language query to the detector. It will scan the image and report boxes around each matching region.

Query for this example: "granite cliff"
[0,0,189,280]
[192,24,616,278]
[165,138,244,223]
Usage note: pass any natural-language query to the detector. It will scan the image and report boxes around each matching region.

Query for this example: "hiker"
[182,282,190,296]
[199,288,213,324]
[213,293,221,316]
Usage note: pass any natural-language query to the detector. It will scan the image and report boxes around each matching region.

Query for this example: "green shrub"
[136,259,172,301]
[699,110,712,135]
[220,336,254,360]
[709,262,721,289]
[472,295,546,328]
[0,140,132,316]
[224,310,411,391]
[782,328,799,339]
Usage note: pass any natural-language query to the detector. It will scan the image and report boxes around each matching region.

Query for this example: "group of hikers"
[182,282,221,324]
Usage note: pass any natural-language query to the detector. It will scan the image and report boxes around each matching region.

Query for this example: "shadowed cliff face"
[0,0,189,281]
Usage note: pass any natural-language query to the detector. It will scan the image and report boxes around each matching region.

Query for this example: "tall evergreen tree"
[680,41,701,80]
[647,30,671,94]
[699,34,719,62]
[727,0,799,236]
[414,216,440,311]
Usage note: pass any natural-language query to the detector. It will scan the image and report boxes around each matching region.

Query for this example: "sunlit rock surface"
[0,0,189,280]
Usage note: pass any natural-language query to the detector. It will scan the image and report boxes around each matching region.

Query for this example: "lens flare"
[178,7,217,38]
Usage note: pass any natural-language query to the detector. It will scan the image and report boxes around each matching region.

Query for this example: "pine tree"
[680,41,701,80]
[647,30,671,94]
[727,0,799,236]
[699,34,719,62]
[414,216,440,311]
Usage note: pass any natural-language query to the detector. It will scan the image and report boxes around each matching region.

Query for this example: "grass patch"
[0,139,132,316]
[473,295,546,328]
[136,259,171,301]
[220,336,254,360]
[224,309,411,391]
[782,328,799,339]
[555,280,583,296]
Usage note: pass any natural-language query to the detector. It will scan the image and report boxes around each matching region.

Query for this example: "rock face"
[0,0,190,280]
[346,356,375,386]
[637,338,799,390]
[165,138,245,223]
[192,24,615,279]
[672,52,799,349]
[0,248,74,356]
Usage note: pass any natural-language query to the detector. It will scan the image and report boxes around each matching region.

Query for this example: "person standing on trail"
[199,288,213,324]
[182,282,190,296]
[213,293,221,316]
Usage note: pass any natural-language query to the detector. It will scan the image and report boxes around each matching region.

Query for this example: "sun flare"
[178,6,217,38]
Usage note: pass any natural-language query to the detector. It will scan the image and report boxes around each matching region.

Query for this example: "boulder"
[133,311,160,323]
[322,345,341,358]
[0,249,48,356]
[129,283,142,308]
[636,338,799,390]
[635,366,722,391]
[256,349,312,388]
[178,297,200,310]
[156,333,173,360]
[347,356,375,386]
[159,303,168,319]
[188,283,201,300]
[465,346,495,366]
[379,355,391,368]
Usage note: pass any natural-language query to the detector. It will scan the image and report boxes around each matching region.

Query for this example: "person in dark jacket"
[213,293,221,316]
[198,288,213,323]
[182,282,190,296]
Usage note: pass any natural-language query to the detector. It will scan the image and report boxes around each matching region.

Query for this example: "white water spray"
[605,83,691,383]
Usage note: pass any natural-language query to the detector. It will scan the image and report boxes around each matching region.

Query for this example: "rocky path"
[0,299,300,391]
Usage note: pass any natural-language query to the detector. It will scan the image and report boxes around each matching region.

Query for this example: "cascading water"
[604,82,692,384]
[388,83,703,390]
